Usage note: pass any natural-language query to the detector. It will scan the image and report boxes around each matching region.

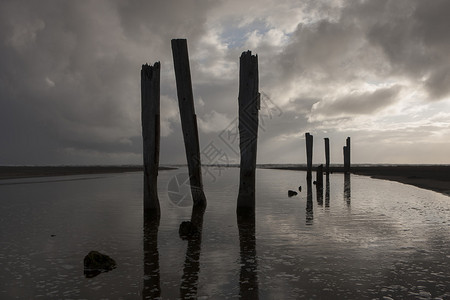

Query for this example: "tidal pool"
[0,168,449,299]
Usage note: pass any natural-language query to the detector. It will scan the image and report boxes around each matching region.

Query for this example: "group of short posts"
[305,133,351,189]
[141,39,259,217]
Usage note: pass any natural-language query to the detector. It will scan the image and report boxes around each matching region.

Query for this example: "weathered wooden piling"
[324,138,330,174]
[141,62,161,214]
[343,137,351,173]
[237,51,259,215]
[305,133,313,180]
[171,39,207,207]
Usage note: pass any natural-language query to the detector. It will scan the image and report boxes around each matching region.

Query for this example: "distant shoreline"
[263,165,450,197]
[1,165,449,197]
[0,166,176,180]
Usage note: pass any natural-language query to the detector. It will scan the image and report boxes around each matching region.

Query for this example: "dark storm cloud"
[1,0,449,165]
[358,0,450,100]
[0,0,214,165]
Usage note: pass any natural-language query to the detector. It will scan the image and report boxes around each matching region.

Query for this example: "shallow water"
[0,168,449,299]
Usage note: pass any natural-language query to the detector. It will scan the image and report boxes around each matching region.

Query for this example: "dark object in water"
[83,251,116,278]
[298,186,302,192]
[179,221,199,240]
[288,190,298,197]
[313,181,317,185]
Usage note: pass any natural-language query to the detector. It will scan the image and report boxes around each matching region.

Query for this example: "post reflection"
[344,173,351,206]
[143,212,161,299]
[237,212,259,299]
[180,206,205,299]
[316,182,324,206]
[325,174,330,208]
[306,178,313,225]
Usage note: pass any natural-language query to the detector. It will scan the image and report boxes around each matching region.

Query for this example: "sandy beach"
[0,166,176,180]
[263,165,450,197]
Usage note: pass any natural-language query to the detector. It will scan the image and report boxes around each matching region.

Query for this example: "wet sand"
[0,166,176,180]
[263,165,450,197]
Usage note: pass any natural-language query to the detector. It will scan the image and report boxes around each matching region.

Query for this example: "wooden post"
[324,138,330,174]
[141,62,161,214]
[237,51,259,215]
[171,39,207,207]
[305,133,313,180]
[343,137,351,173]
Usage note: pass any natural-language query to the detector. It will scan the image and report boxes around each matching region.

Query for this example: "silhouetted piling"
[237,51,259,215]
[324,138,330,174]
[171,39,206,207]
[305,133,313,180]
[141,62,161,214]
[343,137,351,173]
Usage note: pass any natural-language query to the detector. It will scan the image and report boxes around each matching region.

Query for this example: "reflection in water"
[180,206,205,299]
[143,212,161,299]
[344,173,351,206]
[317,181,324,207]
[306,178,313,225]
[237,212,259,299]
[325,174,330,208]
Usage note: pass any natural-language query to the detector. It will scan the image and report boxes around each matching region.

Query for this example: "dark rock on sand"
[179,221,199,240]
[298,186,302,192]
[288,190,298,197]
[84,251,116,278]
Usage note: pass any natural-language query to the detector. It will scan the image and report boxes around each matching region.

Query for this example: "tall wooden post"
[237,51,259,215]
[141,62,161,214]
[305,133,313,180]
[343,137,351,173]
[324,138,330,174]
[171,39,207,207]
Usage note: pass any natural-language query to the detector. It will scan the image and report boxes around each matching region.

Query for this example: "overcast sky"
[1,0,450,166]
